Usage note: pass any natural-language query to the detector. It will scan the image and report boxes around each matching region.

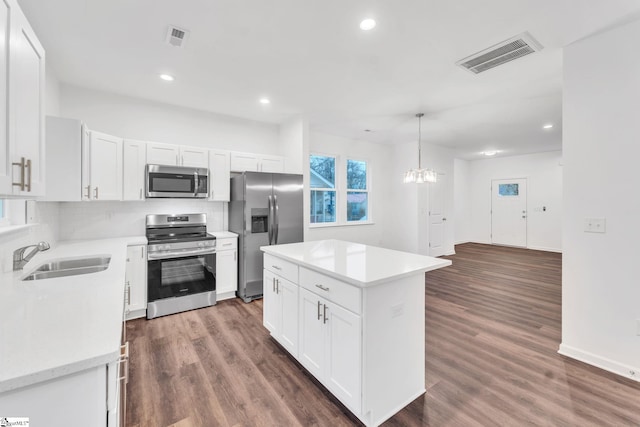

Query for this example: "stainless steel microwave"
[146,164,209,198]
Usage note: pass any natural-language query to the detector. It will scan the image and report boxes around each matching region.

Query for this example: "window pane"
[347,159,367,190]
[310,155,335,189]
[347,192,368,221]
[0,199,3,219]
[498,183,519,196]
[310,190,336,223]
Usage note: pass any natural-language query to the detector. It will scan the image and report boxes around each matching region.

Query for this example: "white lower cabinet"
[299,288,362,413]
[125,244,147,320]
[264,268,299,356]
[215,236,238,300]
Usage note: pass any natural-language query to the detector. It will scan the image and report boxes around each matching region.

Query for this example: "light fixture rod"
[416,113,424,169]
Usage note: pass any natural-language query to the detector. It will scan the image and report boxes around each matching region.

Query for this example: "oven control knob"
[198,242,204,247]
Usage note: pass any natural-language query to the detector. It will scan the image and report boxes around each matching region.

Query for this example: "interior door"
[491,178,527,247]
[429,176,446,257]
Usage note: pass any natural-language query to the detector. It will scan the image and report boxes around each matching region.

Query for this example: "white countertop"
[0,236,146,393]
[261,239,451,287]
[210,231,238,239]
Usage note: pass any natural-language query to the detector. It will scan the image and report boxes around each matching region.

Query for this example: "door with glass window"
[491,178,527,247]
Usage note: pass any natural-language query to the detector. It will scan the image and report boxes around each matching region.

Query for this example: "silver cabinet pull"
[25,159,32,192]
[126,282,131,305]
[323,304,328,324]
[222,242,232,247]
[234,251,236,261]
[94,187,99,199]
[315,284,330,292]
[12,157,25,190]
[442,217,447,221]
[139,188,142,199]
[272,277,276,292]
[272,265,282,271]
[85,185,91,199]
[181,155,184,165]
[317,300,322,320]
[276,279,280,294]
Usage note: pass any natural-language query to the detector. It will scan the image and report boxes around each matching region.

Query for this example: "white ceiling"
[17,0,640,159]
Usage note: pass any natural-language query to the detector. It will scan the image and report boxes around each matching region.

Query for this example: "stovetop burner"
[146,213,216,246]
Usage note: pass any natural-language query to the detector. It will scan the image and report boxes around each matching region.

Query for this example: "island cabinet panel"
[263,265,299,356]
[300,287,362,413]
[261,243,451,427]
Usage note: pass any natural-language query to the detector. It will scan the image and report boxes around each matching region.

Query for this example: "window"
[310,155,336,224]
[346,159,368,222]
[309,154,371,226]
[498,183,519,196]
[0,199,5,224]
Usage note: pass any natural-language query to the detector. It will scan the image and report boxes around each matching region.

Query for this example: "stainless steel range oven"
[146,213,216,319]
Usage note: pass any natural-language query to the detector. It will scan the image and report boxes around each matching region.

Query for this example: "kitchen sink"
[22,256,111,281]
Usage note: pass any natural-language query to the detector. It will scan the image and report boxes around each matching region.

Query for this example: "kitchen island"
[261,239,451,427]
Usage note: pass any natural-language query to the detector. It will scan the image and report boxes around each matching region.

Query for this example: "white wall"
[560,18,640,381]
[60,84,280,154]
[454,158,471,244]
[279,117,307,174]
[385,141,456,256]
[306,132,393,247]
[467,151,563,252]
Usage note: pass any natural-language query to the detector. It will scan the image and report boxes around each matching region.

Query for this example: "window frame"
[309,153,338,226]
[308,153,373,228]
[345,157,370,224]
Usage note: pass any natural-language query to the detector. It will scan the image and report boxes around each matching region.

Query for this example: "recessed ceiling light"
[159,74,174,82]
[360,18,376,31]
[259,98,271,105]
[543,124,553,129]
[483,150,499,156]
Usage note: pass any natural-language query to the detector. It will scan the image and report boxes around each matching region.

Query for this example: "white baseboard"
[454,240,470,245]
[558,343,640,382]
[528,245,562,253]
[217,290,238,301]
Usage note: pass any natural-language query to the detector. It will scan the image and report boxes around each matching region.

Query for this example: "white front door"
[491,178,527,247]
[429,176,446,257]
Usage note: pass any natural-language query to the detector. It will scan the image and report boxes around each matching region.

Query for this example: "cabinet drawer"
[300,268,361,315]
[264,254,298,283]
[217,238,237,250]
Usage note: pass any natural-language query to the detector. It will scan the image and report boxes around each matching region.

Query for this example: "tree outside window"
[346,159,368,222]
[310,155,336,224]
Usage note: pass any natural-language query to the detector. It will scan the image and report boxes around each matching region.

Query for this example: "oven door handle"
[147,247,216,260]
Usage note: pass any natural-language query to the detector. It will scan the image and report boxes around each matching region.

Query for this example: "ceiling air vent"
[456,32,543,74]
[165,25,190,48]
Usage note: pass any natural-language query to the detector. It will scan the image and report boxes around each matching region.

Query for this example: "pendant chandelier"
[403,113,438,184]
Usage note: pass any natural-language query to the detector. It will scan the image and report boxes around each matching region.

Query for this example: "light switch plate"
[585,217,606,233]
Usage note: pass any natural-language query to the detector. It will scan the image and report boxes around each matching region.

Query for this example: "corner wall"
[561,17,640,380]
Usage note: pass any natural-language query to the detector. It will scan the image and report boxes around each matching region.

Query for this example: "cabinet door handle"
[119,341,129,384]
[94,187,99,199]
[273,277,276,292]
[272,265,282,271]
[141,247,144,259]
[12,157,25,190]
[317,300,322,320]
[315,284,330,292]
[276,279,280,294]
[222,242,232,247]
[323,304,328,324]
[139,188,142,199]
[126,282,131,305]
[234,251,236,261]
[25,158,32,192]
[85,185,91,199]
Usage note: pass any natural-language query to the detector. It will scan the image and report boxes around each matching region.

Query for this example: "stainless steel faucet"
[13,241,50,271]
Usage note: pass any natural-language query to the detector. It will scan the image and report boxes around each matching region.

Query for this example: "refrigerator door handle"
[267,195,274,245]
[274,194,279,244]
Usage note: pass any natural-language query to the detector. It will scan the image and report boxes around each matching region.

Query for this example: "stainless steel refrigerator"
[229,172,304,302]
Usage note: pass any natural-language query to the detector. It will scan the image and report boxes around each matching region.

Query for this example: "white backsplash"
[0,202,60,272]
[58,200,227,241]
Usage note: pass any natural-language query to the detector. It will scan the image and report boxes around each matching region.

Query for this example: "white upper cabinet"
[83,131,123,201]
[0,0,45,197]
[208,149,230,201]
[147,142,208,168]
[0,0,10,194]
[146,142,179,166]
[230,151,284,173]
[123,139,146,201]
[180,145,208,168]
[259,155,285,173]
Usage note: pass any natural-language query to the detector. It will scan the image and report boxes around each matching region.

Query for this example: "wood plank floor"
[126,243,640,426]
